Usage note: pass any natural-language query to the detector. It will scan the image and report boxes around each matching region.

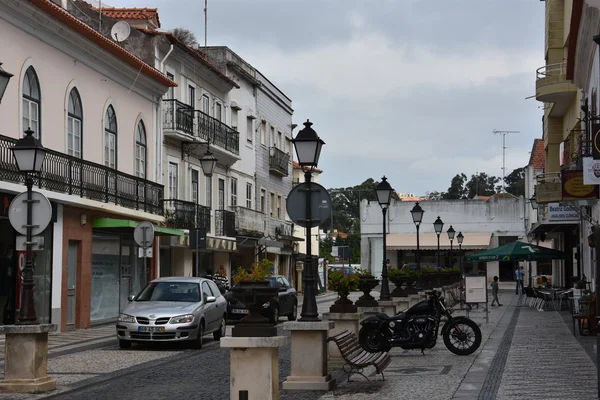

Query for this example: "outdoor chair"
[524,287,536,307]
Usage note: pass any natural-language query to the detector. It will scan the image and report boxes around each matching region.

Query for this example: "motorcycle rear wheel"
[359,327,389,353]
[443,318,481,356]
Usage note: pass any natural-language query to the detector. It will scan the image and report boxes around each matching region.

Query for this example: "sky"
[109,0,545,195]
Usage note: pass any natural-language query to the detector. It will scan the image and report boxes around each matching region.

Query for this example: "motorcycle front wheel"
[359,327,389,353]
[443,318,481,356]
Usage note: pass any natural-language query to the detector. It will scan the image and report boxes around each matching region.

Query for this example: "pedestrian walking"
[491,276,502,306]
[515,265,524,294]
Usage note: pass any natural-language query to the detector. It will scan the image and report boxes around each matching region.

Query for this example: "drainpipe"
[156,45,174,185]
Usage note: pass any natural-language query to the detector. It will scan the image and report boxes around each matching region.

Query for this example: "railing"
[163,99,195,136]
[269,147,290,176]
[0,134,163,214]
[196,111,240,155]
[536,62,567,80]
[233,206,265,236]
[161,199,210,230]
[215,209,236,237]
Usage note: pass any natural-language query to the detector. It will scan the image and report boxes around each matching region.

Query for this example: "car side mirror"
[206,296,216,303]
[127,294,135,302]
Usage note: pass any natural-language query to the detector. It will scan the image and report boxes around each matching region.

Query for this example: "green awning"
[466,241,566,263]
[91,218,185,236]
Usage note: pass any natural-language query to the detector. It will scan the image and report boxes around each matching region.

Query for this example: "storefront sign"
[547,203,579,221]
[536,182,562,203]
[207,237,237,252]
[583,157,600,185]
[562,170,599,200]
[593,122,600,159]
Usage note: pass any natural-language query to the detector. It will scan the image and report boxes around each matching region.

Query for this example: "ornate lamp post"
[199,141,217,178]
[375,176,393,301]
[410,202,424,290]
[433,216,444,269]
[457,232,464,276]
[447,225,455,268]
[11,128,47,324]
[0,62,14,103]
[293,120,325,322]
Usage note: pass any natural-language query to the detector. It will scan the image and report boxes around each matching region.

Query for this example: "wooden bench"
[326,330,391,382]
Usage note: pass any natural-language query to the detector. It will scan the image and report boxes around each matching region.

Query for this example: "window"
[261,121,267,145]
[277,195,282,219]
[231,177,238,207]
[189,85,195,109]
[286,137,293,157]
[270,126,275,147]
[67,88,82,158]
[202,95,209,115]
[168,162,178,198]
[260,189,266,213]
[191,169,199,203]
[246,183,252,209]
[270,192,275,217]
[22,67,41,138]
[215,103,222,122]
[166,72,175,99]
[278,131,282,149]
[231,109,238,130]
[218,178,225,210]
[104,105,117,168]
[246,117,253,143]
[205,176,212,208]
[135,121,147,179]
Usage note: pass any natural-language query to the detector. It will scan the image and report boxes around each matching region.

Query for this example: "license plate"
[232,309,249,314]
[138,326,165,333]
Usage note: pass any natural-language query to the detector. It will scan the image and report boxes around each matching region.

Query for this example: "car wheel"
[288,302,298,321]
[213,316,226,340]
[195,321,205,349]
[270,306,279,323]
[118,339,131,350]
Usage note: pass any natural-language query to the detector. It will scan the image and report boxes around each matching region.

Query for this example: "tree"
[443,173,468,199]
[504,167,525,197]
[465,173,500,198]
[425,191,445,200]
[170,28,197,47]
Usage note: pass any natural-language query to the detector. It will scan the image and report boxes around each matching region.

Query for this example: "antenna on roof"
[98,0,102,32]
[204,0,208,58]
[493,129,520,192]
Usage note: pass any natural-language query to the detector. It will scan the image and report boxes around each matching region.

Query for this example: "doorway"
[66,240,79,329]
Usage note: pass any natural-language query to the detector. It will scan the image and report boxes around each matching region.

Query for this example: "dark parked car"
[226,275,298,323]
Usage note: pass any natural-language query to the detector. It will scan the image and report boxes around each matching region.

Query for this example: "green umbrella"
[466,240,566,263]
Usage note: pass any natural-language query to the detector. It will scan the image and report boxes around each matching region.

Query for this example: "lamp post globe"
[11,128,46,173]
[0,63,14,103]
[199,149,217,177]
[410,202,424,225]
[530,195,538,210]
[456,232,464,245]
[292,119,325,167]
[433,216,444,271]
[375,176,394,301]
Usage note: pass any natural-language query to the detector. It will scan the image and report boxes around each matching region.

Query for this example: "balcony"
[269,147,290,176]
[215,209,236,237]
[535,62,578,116]
[163,99,195,140]
[0,134,163,215]
[233,206,265,237]
[161,199,211,230]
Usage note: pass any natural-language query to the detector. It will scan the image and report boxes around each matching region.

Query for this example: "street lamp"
[447,225,455,268]
[293,119,325,322]
[11,128,47,324]
[457,232,464,277]
[0,63,14,103]
[199,140,217,178]
[375,176,393,301]
[410,202,424,290]
[433,216,444,269]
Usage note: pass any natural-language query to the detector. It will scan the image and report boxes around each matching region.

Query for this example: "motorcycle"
[359,290,482,356]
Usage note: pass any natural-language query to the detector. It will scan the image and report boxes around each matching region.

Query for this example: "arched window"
[22,67,41,138]
[135,121,147,179]
[104,105,117,168]
[67,88,82,158]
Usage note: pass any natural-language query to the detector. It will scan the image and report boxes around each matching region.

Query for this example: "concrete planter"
[355,277,379,307]
[389,275,410,297]
[230,281,279,337]
[329,292,357,313]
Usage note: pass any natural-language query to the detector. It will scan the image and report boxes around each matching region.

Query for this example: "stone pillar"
[282,321,335,391]
[322,312,360,371]
[377,299,401,316]
[0,324,57,393]
[394,297,410,314]
[408,295,422,307]
[296,265,303,293]
[357,306,385,322]
[221,336,288,400]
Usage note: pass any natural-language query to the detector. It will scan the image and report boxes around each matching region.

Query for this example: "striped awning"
[386,233,492,251]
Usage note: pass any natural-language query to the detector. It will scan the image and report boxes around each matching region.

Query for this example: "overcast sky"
[112,0,544,195]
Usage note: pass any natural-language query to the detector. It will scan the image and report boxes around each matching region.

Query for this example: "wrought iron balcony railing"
[269,147,290,176]
[161,199,211,230]
[163,99,195,136]
[215,209,236,237]
[0,134,163,214]
[233,206,265,236]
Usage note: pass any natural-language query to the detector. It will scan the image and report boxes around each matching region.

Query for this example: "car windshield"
[266,277,278,287]
[136,282,200,302]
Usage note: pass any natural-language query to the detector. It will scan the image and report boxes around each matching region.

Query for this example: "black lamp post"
[293,120,325,322]
[375,176,393,301]
[410,202,424,290]
[447,225,455,267]
[433,216,444,269]
[457,232,464,276]
[0,63,14,103]
[11,128,47,324]
[199,140,217,178]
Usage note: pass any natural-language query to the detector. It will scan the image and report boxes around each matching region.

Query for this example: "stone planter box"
[230,280,279,337]
[355,276,379,307]
[389,275,410,297]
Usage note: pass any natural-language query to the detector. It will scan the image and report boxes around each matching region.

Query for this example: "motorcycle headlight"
[169,314,194,324]
[118,314,136,323]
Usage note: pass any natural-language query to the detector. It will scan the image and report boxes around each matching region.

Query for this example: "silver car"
[116,277,227,349]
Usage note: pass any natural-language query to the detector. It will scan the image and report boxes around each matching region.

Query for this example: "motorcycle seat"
[377,312,406,321]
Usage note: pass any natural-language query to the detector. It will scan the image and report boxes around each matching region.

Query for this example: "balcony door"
[191,169,199,204]
[218,178,225,210]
